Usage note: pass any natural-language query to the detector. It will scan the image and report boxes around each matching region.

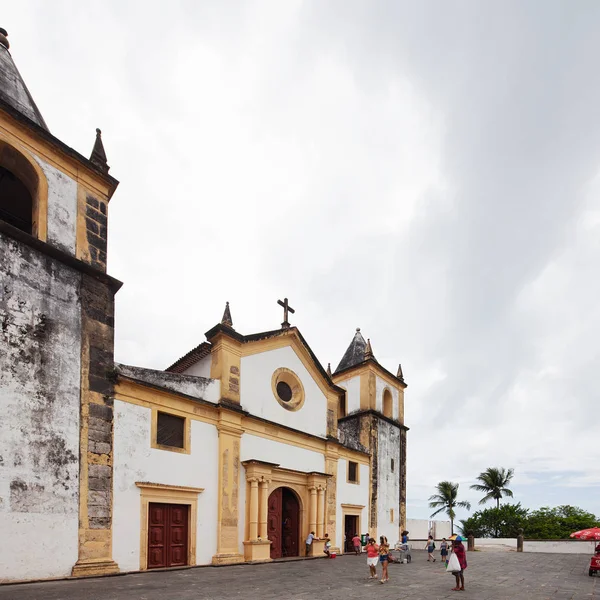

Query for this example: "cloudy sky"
[6,1,600,522]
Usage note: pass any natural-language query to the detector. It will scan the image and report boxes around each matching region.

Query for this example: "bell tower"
[332,328,408,542]
[0,28,122,581]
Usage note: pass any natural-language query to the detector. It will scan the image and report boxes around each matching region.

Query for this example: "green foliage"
[458,504,599,539]
[470,467,514,508]
[524,505,600,539]
[459,503,529,538]
[429,481,471,533]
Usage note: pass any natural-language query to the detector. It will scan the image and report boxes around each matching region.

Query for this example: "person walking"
[352,533,362,555]
[440,538,449,565]
[379,535,390,583]
[365,537,379,579]
[450,535,467,591]
[425,535,436,561]
[305,531,316,557]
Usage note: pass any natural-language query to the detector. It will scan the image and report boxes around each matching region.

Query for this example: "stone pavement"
[0,550,597,600]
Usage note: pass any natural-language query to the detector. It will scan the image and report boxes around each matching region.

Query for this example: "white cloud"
[5,0,600,521]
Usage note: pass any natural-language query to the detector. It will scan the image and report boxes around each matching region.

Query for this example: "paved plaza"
[0,550,597,600]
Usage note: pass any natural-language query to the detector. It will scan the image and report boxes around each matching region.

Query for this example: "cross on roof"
[277,297,295,329]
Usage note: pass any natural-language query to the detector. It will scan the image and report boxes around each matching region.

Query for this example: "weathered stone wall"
[377,418,401,543]
[84,193,107,272]
[72,272,119,573]
[0,232,81,581]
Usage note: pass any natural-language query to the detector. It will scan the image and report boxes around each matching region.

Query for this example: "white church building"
[0,28,408,582]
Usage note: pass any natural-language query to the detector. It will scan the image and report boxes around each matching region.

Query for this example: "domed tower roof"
[0,28,49,131]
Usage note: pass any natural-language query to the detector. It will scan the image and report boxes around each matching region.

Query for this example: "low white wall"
[524,540,598,554]
[405,518,451,541]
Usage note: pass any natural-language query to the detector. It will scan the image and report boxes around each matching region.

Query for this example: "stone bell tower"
[331,328,408,542]
[0,28,122,581]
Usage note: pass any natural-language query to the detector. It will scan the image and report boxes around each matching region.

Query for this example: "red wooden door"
[268,488,283,559]
[148,503,189,569]
[282,489,300,557]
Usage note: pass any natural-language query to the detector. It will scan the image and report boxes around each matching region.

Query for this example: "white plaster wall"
[240,434,325,473]
[182,355,212,379]
[34,157,78,255]
[523,540,597,554]
[377,420,400,544]
[375,376,399,420]
[112,401,219,571]
[336,375,360,414]
[240,346,328,438]
[432,521,452,540]
[406,519,432,540]
[335,460,369,551]
[0,234,81,582]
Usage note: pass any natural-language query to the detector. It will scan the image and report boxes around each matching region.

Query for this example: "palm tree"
[470,467,514,508]
[429,481,471,534]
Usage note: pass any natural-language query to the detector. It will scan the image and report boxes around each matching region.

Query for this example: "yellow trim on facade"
[0,132,49,241]
[135,481,202,570]
[150,407,191,455]
[0,114,116,200]
[340,505,363,555]
[114,379,370,465]
[240,332,342,405]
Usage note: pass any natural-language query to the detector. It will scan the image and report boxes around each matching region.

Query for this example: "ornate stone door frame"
[241,460,329,562]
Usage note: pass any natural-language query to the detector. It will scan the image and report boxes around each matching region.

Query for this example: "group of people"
[310,529,468,591]
[305,531,332,557]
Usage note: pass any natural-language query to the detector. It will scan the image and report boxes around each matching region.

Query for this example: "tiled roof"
[166,341,212,373]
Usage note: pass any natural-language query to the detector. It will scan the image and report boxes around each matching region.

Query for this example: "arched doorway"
[267,487,300,559]
[0,164,33,234]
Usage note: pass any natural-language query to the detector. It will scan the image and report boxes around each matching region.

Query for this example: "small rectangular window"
[391,458,395,472]
[156,412,185,449]
[390,509,394,523]
[348,461,358,483]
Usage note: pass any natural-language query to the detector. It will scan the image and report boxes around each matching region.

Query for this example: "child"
[365,537,379,579]
[425,535,436,561]
[352,533,362,555]
[440,537,448,564]
[323,533,332,557]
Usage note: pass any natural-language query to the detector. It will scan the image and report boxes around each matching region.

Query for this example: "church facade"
[0,29,407,583]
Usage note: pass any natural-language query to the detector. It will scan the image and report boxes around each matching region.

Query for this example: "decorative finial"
[397,363,404,381]
[356,327,361,332]
[277,297,295,329]
[89,127,110,173]
[327,363,332,378]
[221,301,233,328]
[0,28,9,50]
[364,338,374,359]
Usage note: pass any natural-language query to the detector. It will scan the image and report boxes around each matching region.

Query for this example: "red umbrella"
[570,527,600,541]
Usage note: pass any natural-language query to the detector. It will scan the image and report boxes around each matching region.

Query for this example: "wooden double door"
[148,502,189,569]
[267,487,300,559]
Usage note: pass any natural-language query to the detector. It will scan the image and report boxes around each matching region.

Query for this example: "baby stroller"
[392,541,412,564]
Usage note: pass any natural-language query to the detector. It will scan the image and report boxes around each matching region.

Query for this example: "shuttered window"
[156,412,185,449]
[348,461,358,483]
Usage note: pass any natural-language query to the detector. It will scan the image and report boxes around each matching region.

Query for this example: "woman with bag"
[448,536,467,591]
